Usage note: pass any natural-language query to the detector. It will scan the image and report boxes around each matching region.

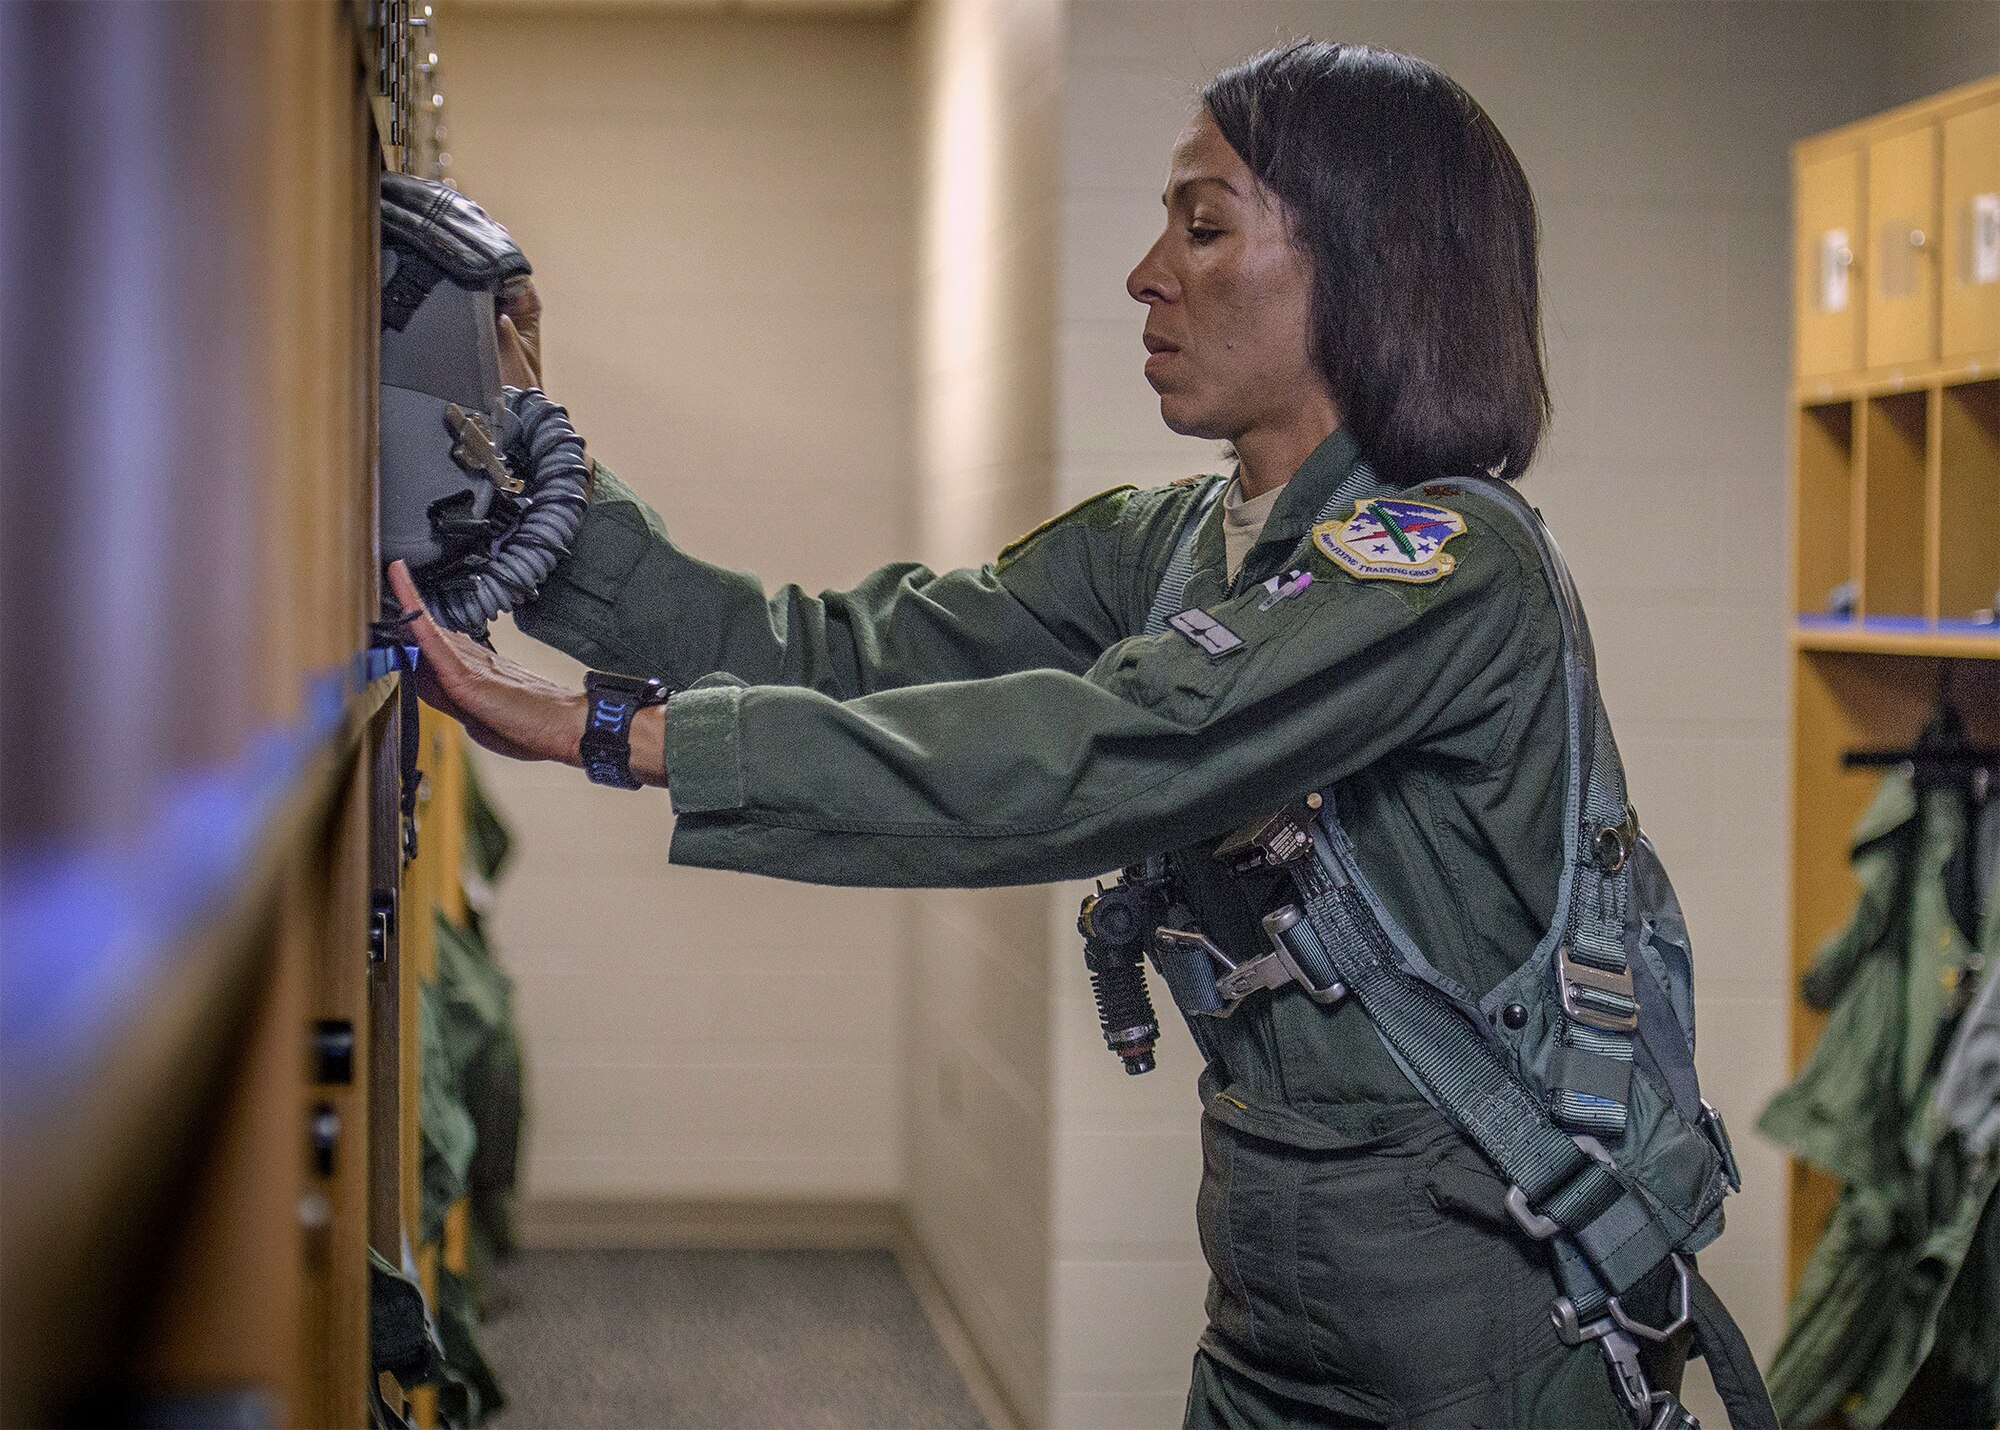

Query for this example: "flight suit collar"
[1193,427,1393,592]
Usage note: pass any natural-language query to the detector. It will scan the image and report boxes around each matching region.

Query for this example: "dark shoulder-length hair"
[1203,42,1549,484]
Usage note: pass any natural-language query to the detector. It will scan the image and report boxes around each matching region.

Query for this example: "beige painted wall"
[1882,0,2000,105]
[447,10,915,1202]
[905,0,1064,1418]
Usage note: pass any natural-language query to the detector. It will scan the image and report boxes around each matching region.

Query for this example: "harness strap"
[1283,845,1676,1304]
[1689,1269,1781,1430]
[1142,480,1226,637]
[1446,476,1642,1143]
[1143,455,1391,639]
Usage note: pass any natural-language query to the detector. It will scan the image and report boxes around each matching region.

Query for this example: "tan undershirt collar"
[1222,474,1284,581]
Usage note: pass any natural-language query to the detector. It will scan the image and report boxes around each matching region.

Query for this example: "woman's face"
[1127,109,1327,442]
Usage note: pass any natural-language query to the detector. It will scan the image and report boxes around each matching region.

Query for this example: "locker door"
[1796,148,1864,378]
[1865,124,1940,371]
[1942,98,2000,361]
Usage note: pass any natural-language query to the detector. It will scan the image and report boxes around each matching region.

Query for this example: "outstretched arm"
[398,495,1541,889]
[512,466,1144,698]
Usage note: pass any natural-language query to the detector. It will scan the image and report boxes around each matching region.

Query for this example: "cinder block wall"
[906,0,1065,1418]
[451,11,915,1203]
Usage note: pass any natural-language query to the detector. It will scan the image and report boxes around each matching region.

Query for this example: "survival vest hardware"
[1074,471,1778,1430]
[1076,857,1169,1075]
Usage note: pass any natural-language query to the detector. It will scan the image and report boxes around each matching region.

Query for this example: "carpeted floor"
[482,1248,991,1429]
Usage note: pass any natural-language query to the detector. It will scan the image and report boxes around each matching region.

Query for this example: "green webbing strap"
[1144,458,1390,638]
[1285,848,1676,1305]
[1142,480,1226,637]
[1449,475,1640,1142]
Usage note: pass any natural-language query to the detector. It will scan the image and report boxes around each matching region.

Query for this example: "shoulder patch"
[996,486,1134,572]
[1310,498,1467,584]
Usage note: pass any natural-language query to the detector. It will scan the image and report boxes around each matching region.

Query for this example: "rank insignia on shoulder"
[1312,498,1467,584]
[1168,607,1245,660]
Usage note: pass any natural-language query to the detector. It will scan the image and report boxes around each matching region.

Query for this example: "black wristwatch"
[580,671,672,789]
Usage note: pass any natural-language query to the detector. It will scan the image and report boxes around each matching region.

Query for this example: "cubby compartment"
[1794,401,1857,620]
[1859,391,1930,620]
[1938,378,2000,628]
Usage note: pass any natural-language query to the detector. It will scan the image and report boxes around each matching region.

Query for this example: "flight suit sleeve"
[512,463,1140,695]
[666,504,1543,887]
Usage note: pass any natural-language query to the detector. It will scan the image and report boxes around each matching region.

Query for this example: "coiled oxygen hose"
[421,385,590,634]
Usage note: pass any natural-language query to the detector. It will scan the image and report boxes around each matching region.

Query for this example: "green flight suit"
[1759,773,2000,1429]
[515,428,1668,1427]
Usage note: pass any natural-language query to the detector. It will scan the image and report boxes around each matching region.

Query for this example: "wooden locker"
[1941,97,2000,360]
[1796,148,1865,378]
[1787,75,2000,1305]
[1865,123,1940,371]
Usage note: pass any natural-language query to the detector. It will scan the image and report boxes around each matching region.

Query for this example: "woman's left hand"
[387,561,586,766]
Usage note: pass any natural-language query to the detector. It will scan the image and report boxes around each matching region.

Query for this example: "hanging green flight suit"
[1760,772,2000,1429]
[513,428,1678,1427]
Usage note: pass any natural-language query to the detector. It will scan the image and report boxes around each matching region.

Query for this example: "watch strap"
[581,671,670,789]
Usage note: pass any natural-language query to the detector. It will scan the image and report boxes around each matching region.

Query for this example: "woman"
[395,42,1764,1430]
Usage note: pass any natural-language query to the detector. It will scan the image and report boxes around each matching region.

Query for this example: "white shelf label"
[1971,194,2000,285]
[1819,229,1851,312]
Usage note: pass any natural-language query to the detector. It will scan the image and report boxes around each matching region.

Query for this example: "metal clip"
[1648,1391,1700,1430]
[1154,928,1288,1016]
[1608,1255,1694,1344]
[1602,1330,1652,1418]
[1549,1305,1652,1418]
[1158,905,1348,1017]
[1593,803,1640,873]
[1698,1100,1742,1192]
[1261,905,1348,1005]
[1557,943,1639,1032]
[444,403,522,493]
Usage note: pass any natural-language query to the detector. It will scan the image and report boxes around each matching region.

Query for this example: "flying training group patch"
[1311,498,1468,584]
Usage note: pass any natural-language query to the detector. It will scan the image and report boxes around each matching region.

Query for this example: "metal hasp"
[367,888,398,964]
[1555,942,1640,1033]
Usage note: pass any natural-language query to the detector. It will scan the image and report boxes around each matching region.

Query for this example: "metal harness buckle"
[1607,1254,1694,1343]
[1154,928,1287,1016]
[1557,942,1640,1033]
[1161,905,1349,1018]
[1548,1255,1695,1424]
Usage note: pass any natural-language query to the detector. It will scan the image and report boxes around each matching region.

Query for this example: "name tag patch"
[1168,607,1245,660]
[1312,498,1467,584]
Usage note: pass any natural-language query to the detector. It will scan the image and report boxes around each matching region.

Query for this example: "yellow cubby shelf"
[1787,72,2000,1291]
[1792,621,2000,659]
